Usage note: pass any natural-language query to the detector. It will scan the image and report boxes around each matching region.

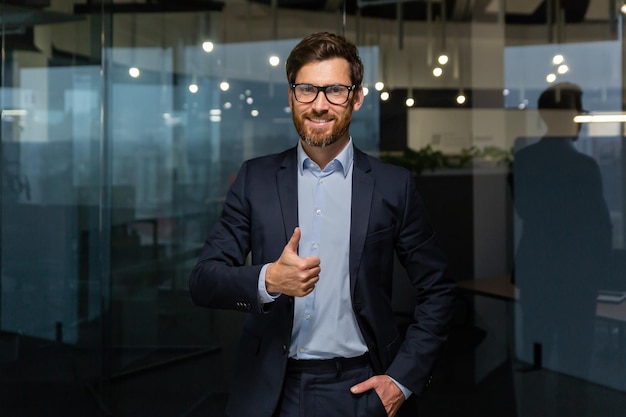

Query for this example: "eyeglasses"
[291,83,357,105]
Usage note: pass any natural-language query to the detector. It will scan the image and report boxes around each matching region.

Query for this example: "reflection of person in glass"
[513,82,612,378]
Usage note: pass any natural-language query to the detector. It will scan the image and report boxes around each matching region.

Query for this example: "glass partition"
[0,1,109,415]
[1,1,626,416]
[507,39,626,412]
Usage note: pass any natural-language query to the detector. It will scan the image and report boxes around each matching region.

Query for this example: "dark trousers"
[272,355,418,417]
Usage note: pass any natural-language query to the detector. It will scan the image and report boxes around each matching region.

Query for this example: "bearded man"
[189,31,456,417]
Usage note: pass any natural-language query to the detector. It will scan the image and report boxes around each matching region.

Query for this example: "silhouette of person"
[513,82,612,379]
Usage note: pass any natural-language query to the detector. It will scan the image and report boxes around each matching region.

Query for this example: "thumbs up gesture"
[265,227,321,297]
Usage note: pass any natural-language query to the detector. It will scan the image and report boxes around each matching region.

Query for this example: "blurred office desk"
[457,275,518,301]
[458,275,626,359]
[457,275,626,322]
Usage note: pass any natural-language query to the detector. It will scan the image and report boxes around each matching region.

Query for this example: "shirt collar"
[297,138,354,178]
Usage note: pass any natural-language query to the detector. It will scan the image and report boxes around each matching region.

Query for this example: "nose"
[311,90,331,112]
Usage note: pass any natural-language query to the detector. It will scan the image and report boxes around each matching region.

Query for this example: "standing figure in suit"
[513,82,612,379]
[189,32,456,417]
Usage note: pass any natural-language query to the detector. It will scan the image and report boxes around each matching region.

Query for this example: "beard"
[292,108,352,148]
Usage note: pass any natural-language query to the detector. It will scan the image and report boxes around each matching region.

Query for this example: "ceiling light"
[432,67,443,77]
[188,83,199,94]
[574,112,626,123]
[1,109,27,117]
[374,81,385,91]
[129,67,140,78]
[220,81,230,91]
[557,64,569,74]
[546,73,557,83]
[552,54,564,65]
[380,91,390,101]
[438,54,449,65]
[202,41,214,53]
[269,55,280,67]
[405,97,415,107]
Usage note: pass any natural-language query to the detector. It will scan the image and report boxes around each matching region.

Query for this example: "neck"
[301,136,350,169]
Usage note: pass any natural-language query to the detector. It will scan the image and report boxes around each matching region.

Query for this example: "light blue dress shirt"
[258,139,411,399]
[290,140,367,359]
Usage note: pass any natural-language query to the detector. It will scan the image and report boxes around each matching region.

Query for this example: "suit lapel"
[350,148,374,294]
[276,147,299,243]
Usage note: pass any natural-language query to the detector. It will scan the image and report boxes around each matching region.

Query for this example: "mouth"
[306,116,333,127]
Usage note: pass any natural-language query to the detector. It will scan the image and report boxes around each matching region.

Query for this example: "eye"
[298,84,316,94]
[326,85,344,95]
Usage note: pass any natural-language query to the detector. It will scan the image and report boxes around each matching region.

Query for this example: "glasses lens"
[295,84,318,103]
[325,85,349,104]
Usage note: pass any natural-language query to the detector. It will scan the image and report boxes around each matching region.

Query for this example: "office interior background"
[1,0,625,415]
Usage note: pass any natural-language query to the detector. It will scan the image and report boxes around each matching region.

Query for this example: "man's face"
[289,58,363,148]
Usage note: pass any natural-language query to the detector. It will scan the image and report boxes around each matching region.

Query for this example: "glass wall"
[1,1,109,415]
[1,0,625,416]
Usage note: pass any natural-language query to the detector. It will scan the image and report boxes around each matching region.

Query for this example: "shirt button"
[312,243,319,249]
[305,314,311,320]
[315,209,322,215]
[319,179,324,184]
[299,347,305,353]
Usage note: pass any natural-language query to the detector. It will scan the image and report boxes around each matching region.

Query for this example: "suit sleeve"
[188,161,266,314]
[386,173,457,396]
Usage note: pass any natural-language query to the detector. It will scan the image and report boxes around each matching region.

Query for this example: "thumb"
[350,377,375,394]
[285,227,301,254]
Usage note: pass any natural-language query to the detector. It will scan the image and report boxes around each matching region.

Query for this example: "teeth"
[310,118,329,123]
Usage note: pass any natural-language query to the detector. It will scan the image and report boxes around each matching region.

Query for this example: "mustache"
[305,109,329,118]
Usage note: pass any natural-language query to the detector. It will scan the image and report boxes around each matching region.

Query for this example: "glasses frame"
[291,83,357,105]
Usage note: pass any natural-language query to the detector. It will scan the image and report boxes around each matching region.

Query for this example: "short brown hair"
[285,32,364,87]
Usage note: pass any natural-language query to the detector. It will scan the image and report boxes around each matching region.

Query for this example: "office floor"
[2,310,626,417]
[105,310,626,417]
[101,338,626,417]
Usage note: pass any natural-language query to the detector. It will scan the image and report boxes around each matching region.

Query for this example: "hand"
[350,375,405,417]
[265,227,321,297]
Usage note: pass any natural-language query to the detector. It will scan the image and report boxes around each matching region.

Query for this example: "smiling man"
[189,32,456,417]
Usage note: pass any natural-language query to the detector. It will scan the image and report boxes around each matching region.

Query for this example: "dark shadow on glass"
[512,82,612,379]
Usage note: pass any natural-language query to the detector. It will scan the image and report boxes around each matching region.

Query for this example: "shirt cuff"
[258,263,280,304]
[388,376,412,400]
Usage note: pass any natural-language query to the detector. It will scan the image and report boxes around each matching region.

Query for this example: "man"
[513,83,611,377]
[189,32,456,417]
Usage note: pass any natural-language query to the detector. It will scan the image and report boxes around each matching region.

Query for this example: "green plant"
[380,145,513,174]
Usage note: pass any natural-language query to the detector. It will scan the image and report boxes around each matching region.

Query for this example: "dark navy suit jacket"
[189,145,456,417]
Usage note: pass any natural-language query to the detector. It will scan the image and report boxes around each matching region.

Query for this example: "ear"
[287,86,294,109]
[351,86,364,112]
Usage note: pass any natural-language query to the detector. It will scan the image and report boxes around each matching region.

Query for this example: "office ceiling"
[0,0,605,38]
[248,0,593,24]
[0,0,598,25]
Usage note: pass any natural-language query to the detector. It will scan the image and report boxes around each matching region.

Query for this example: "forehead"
[295,58,352,85]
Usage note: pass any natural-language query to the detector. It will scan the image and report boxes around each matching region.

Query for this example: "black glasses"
[291,83,357,105]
